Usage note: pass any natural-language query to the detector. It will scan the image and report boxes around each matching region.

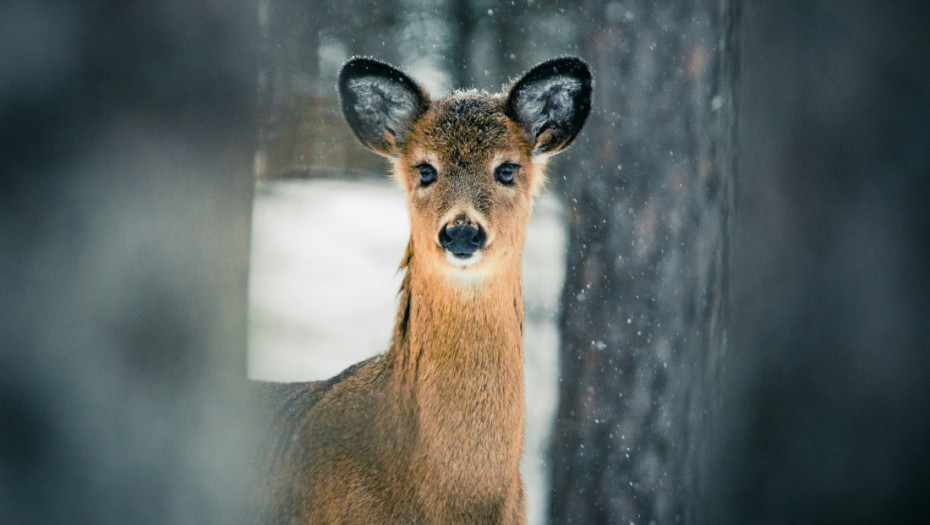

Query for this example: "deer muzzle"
[438,224,487,259]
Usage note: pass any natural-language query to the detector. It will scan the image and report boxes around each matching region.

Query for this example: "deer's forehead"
[406,96,528,165]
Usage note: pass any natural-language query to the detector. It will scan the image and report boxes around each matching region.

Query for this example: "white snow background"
[247,178,565,525]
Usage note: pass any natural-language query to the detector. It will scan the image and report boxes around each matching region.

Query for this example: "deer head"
[339,57,592,282]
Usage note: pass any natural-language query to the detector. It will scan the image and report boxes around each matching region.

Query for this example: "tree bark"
[549,1,740,523]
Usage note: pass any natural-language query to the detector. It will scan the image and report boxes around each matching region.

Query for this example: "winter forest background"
[1,0,929,524]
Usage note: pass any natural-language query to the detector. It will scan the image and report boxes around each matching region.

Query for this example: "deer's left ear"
[505,57,593,157]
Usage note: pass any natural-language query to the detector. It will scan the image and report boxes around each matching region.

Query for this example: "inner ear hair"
[506,57,593,156]
[339,58,430,157]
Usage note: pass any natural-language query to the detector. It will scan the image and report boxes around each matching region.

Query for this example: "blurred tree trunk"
[449,0,476,88]
[256,0,321,180]
[488,0,523,84]
[710,1,930,523]
[341,0,400,63]
[0,1,259,522]
[257,0,320,108]
[549,1,740,523]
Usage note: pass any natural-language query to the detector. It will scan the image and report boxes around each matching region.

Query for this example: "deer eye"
[494,163,520,185]
[416,163,437,186]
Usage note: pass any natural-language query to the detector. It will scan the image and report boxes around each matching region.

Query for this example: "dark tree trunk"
[549,1,740,523]
[449,0,477,89]
[708,1,930,523]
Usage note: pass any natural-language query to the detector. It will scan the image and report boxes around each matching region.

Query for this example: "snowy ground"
[247,178,565,525]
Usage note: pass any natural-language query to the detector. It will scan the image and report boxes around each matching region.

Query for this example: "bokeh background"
[1,0,928,523]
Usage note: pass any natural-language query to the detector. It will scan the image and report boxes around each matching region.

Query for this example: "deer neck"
[389,242,526,486]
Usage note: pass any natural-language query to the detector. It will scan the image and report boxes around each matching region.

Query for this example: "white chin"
[445,250,482,268]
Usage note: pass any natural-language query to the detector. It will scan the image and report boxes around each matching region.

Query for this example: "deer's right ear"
[338,58,430,157]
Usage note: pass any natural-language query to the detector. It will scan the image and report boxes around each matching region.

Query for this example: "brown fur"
[257,57,591,524]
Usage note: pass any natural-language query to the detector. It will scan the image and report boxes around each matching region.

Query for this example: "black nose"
[439,224,486,258]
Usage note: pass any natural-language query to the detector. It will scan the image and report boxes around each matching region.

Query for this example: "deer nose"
[439,224,486,258]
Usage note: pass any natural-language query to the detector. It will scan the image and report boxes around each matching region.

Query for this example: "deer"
[257,56,592,524]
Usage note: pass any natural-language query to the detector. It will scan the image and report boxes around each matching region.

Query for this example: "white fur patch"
[444,263,490,288]
[529,152,552,164]
[445,250,482,268]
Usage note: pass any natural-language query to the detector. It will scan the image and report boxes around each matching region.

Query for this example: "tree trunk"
[0,1,259,522]
[549,1,740,523]
[256,0,321,180]
[710,1,930,523]
[449,0,476,89]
